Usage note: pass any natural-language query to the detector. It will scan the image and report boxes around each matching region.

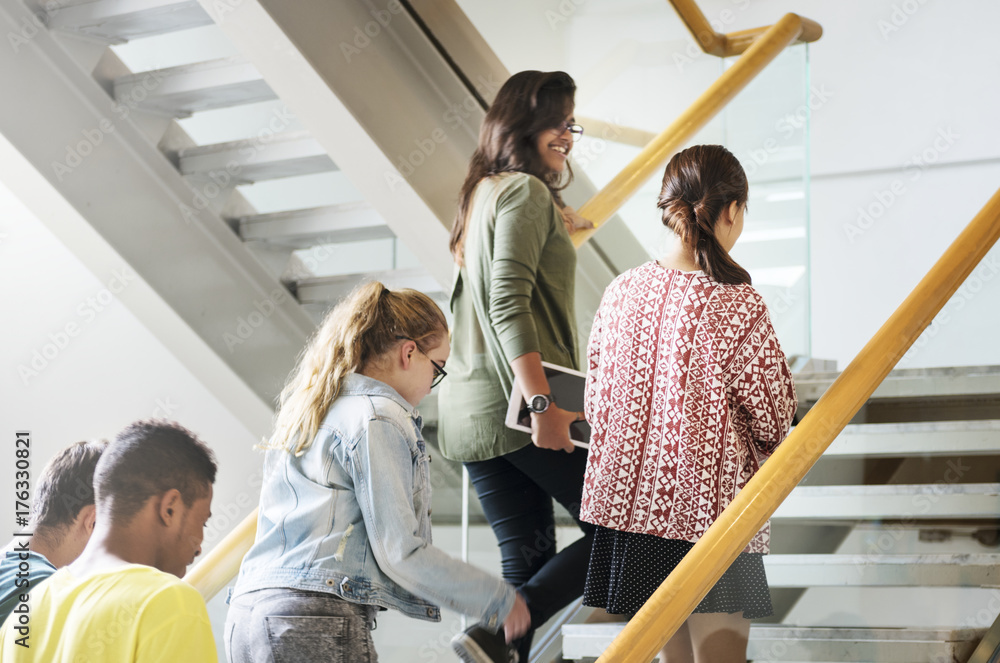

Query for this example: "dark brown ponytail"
[658,145,751,285]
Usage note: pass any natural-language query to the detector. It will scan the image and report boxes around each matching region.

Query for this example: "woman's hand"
[530,406,577,453]
[560,206,595,235]
[504,593,531,642]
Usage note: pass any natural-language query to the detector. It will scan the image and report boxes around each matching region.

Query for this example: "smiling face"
[535,109,575,174]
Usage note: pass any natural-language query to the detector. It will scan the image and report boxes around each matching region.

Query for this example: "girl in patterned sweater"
[579,145,797,663]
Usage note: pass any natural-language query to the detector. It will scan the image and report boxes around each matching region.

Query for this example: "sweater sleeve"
[724,287,797,456]
[488,175,557,362]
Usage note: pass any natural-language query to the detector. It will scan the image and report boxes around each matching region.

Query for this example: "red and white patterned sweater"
[580,261,796,553]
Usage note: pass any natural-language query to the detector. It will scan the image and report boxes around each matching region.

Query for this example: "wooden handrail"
[594,186,1000,662]
[668,0,822,57]
[572,12,815,248]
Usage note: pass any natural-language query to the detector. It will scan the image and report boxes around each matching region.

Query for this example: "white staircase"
[36,0,444,330]
[562,365,1000,662]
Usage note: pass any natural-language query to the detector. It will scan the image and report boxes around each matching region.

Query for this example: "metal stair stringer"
[0,0,315,408]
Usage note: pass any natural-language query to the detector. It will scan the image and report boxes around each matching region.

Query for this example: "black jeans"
[465,442,594,661]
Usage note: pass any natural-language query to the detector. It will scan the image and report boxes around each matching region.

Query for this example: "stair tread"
[787,482,999,496]
[564,623,985,641]
[178,130,320,157]
[47,0,211,42]
[767,552,1000,564]
[795,364,1000,401]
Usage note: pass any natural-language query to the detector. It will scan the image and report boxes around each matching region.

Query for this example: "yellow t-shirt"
[0,564,217,662]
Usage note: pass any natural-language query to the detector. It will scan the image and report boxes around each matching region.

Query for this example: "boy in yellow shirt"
[0,420,218,662]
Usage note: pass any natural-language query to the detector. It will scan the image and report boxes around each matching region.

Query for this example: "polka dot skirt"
[583,525,773,619]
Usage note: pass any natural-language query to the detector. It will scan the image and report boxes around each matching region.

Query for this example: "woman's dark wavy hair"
[658,144,752,285]
[449,70,576,263]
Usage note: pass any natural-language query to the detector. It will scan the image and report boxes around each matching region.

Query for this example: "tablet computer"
[505,362,591,449]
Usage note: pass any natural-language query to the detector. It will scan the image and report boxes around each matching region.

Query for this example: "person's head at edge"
[90,420,217,578]
[27,439,107,568]
[268,281,448,457]
[659,144,752,285]
[450,70,578,263]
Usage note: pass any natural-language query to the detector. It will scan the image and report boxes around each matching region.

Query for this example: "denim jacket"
[231,373,516,627]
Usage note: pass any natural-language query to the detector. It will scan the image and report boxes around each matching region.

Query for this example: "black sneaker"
[450,624,519,663]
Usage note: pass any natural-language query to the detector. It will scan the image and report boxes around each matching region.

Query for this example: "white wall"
[0,176,266,659]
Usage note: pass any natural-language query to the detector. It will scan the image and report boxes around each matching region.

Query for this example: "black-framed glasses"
[552,121,584,141]
[395,336,447,388]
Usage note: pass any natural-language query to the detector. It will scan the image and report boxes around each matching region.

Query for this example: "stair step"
[47,0,211,42]
[764,553,1000,587]
[774,483,1000,521]
[824,420,1000,458]
[178,132,335,183]
[294,268,446,305]
[795,365,1000,403]
[237,203,393,248]
[114,57,274,115]
[562,623,985,662]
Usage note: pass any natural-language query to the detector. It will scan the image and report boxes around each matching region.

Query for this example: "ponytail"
[658,145,752,286]
[265,282,447,455]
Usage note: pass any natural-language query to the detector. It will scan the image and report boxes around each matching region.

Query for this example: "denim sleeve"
[351,418,516,628]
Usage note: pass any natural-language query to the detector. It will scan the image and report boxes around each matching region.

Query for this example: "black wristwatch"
[527,393,554,414]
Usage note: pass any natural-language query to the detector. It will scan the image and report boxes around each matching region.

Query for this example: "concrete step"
[824,420,1000,458]
[795,365,1000,403]
[764,553,1000,587]
[114,57,275,116]
[178,132,335,183]
[293,268,446,305]
[46,0,211,42]
[774,483,1000,522]
[237,203,393,249]
[562,623,985,662]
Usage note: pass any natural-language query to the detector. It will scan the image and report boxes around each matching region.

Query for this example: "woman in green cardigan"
[439,70,595,663]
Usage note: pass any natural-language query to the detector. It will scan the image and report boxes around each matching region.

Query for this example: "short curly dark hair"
[95,420,217,524]
[30,439,107,532]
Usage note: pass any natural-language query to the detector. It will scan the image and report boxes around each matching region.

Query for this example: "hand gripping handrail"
[572,11,819,248]
[593,187,1000,662]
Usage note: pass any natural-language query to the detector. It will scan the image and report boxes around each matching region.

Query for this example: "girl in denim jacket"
[226,282,529,663]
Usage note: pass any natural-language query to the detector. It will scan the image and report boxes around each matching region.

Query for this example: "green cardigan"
[438,172,578,462]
